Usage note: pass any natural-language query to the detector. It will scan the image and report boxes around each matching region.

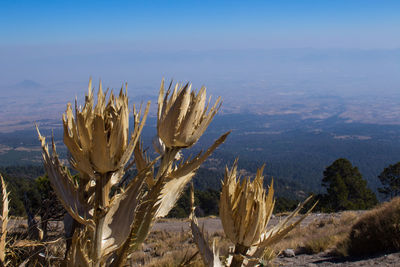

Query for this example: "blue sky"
[0,0,399,92]
[1,0,399,49]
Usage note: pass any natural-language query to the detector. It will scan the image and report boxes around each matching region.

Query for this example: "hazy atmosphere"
[1,1,400,129]
[1,1,400,266]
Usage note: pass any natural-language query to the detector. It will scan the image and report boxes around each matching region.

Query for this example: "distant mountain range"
[12,79,42,89]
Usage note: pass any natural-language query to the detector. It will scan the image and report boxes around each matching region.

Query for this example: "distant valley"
[1,55,400,198]
[1,110,400,199]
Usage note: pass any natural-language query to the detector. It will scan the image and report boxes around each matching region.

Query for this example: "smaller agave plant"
[190,159,316,267]
[0,174,9,267]
[36,78,229,267]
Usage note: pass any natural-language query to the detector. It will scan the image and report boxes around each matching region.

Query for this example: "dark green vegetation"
[205,113,400,193]
[168,187,220,218]
[141,113,400,195]
[378,162,400,200]
[1,113,400,216]
[35,174,65,238]
[0,166,65,233]
[168,184,299,217]
[0,164,300,218]
[319,158,377,212]
[0,166,44,216]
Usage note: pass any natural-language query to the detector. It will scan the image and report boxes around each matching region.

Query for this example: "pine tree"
[321,158,377,211]
[378,162,400,200]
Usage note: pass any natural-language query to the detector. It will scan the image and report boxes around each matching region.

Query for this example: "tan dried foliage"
[343,197,400,256]
[157,79,222,148]
[36,78,228,267]
[190,160,316,267]
[220,159,274,248]
[190,184,224,267]
[0,175,9,266]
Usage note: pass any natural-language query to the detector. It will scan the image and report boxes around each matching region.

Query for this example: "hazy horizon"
[1,1,399,128]
[1,47,399,93]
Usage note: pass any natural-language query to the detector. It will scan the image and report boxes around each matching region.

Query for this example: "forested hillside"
[1,113,400,197]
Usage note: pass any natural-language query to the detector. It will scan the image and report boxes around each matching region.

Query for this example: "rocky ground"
[154,213,400,267]
[8,213,400,266]
[274,251,400,266]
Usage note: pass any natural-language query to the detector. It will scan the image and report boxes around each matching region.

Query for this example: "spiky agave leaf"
[133,139,150,173]
[256,196,316,250]
[100,162,155,258]
[168,131,230,179]
[212,240,224,267]
[155,172,195,218]
[66,229,91,267]
[36,126,93,227]
[218,159,239,246]
[245,196,317,266]
[154,131,230,218]
[112,102,150,184]
[0,174,9,264]
[133,139,155,188]
[111,173,166,267]
[191,216,222,267]
[189,183,224,267]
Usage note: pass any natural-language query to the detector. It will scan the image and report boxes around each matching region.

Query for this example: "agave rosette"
[62,79,146,180]
[157,79,221,149]
[190,159,316,267]
[37,77,229,267]
[220,159,275,248]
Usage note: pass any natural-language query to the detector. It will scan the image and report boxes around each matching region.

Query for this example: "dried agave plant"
[0,174,47,266]
[190,159,316,267]
[36,78,229,267]
[0,174,9,267]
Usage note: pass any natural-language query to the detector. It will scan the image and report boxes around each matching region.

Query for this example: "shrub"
[345,197,400,256]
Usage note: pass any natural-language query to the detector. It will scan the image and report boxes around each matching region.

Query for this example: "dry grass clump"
[127,229,205,266]
[339,197,400,256]
[273,211,359,255]
[144,250,203,267]
[127,222,234,267]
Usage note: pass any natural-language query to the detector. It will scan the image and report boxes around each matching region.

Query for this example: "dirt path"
[153,213,338,234]
[274,252,400,266]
